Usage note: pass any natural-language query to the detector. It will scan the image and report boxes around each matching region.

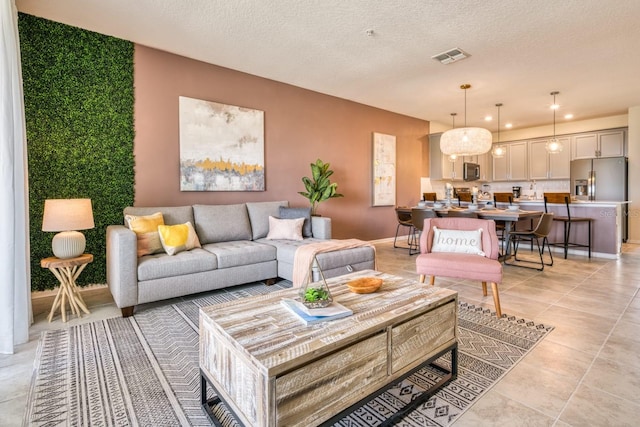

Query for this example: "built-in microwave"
[463,162,480,181]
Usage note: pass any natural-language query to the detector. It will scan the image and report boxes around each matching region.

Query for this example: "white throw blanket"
[292,239,377,287]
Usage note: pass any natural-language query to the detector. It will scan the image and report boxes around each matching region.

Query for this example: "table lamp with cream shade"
[42,198,95,259]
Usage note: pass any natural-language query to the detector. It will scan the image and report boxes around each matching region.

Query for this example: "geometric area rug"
[24,281,554,426]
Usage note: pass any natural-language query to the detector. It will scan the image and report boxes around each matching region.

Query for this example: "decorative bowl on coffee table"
[347,277,383,294]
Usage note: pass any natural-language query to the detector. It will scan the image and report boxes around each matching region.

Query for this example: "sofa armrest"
[311,216,331,239]
[106,225,139,309]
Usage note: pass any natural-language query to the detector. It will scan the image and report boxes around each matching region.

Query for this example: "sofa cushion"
[266,216,304,241]
[279,207,312,237]
[158,222,201,256]
[123,206,194,226]
[246,201,289,240]
[125,212,165,257]
[137,248,217,281]
[257,238,324,264]
[193,204,252,243]
[201,241,276,269]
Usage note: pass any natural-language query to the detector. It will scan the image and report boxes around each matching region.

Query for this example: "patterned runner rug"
[24,281,553,426]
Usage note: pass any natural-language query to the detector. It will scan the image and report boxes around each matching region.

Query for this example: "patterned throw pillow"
[157,222,202,256]
[431,226,485,256]
[125,212,165,257]
[265,216,304,241]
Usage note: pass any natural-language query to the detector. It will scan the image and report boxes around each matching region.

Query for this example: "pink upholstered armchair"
[416,217,503,317]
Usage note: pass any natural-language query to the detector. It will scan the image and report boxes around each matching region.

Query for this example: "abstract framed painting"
[179,96,265,191]
[372,132,396,206]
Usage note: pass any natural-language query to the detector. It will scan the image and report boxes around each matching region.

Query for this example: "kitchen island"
[506,200,628,258]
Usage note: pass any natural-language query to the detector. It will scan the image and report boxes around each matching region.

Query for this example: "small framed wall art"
[372,132,396,206]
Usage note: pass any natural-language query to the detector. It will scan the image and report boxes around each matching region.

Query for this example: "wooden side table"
[41,254,93,322]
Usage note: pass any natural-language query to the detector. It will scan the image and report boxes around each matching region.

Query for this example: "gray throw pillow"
[279,207,312,237]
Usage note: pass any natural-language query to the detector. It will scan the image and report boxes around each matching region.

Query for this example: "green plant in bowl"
[301,286,333,309]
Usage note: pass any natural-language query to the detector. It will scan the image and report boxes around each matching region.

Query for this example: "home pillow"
[158,222,202,256]
[431,226,485,256]
[265,216,304,241]
[279,207,312,237]
[125,212,165,257]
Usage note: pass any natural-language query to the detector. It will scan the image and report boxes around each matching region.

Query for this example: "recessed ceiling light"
[484,115,492,121]
[431,48,470,65]
[505,123,513,128]
[564,113,574,119]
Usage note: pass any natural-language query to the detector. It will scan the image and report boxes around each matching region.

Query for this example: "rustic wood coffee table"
[199,270,458,426]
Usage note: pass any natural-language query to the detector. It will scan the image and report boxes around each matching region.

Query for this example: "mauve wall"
[133,45,430,240]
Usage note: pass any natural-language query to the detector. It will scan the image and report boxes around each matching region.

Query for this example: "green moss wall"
[19,14,134,291]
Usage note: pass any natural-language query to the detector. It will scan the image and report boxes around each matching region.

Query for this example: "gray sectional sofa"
[106,201,375,316]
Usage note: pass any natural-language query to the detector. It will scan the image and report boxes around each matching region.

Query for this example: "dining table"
[414,204,544,259]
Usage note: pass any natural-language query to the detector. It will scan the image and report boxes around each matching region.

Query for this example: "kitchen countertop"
[433,199,629,207]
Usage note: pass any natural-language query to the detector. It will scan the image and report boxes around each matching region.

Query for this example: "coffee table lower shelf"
[201,342,458,427]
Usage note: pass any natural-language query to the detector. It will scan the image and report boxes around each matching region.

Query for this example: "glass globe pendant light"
[546,91,563,154]
[491,103,505,158]
[447,113,458,162]
[440,84,493,156]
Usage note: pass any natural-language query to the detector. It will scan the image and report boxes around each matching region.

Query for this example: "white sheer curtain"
[0,0,32,354]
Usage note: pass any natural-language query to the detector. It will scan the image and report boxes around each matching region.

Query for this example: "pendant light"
[546,91,563,154]
[440,84,493,156]
[491,103,505,158]
[447,113,458,162]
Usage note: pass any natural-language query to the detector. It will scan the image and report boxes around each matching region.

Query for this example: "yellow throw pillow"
[158,222,202,256]
[125,212,165,257]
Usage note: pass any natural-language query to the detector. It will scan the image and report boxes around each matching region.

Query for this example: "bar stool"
[422,192,437,202]
[457,192,472,207]
[544,192,593,258]
[493,192,513,207]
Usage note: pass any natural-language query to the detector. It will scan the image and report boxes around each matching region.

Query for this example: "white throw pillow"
[265,216,304,241]
[431,226,485,256]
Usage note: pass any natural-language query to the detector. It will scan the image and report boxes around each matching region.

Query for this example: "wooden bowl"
[347,277,383,294]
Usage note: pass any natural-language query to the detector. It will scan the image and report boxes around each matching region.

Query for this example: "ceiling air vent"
[432,48,469,65]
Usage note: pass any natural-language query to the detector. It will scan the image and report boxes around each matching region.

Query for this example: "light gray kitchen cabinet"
[476,152,491,181]
[529,138,570,179]
[428,133,444,180]
[572,128,626,159]
[430,133,492,182]
[441,155,464,180]
[493,141,528,181]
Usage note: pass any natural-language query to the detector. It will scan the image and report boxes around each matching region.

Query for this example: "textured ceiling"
[15,0,640,131]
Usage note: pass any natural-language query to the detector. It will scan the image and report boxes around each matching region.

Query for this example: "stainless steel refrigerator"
[570,156,628,240]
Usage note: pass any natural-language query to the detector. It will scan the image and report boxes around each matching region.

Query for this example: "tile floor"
[2,241,639,426]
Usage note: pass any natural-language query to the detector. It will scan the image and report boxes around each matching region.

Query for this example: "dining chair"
[544,192,593,258]
[394,207,417,252]
[416,217,503,317]
[504,213,555,270]
[411,208,437,255]
[492,192,522,250]
[422,192,437,202]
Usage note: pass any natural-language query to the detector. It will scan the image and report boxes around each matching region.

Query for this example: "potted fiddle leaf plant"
[298,159,344,216]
